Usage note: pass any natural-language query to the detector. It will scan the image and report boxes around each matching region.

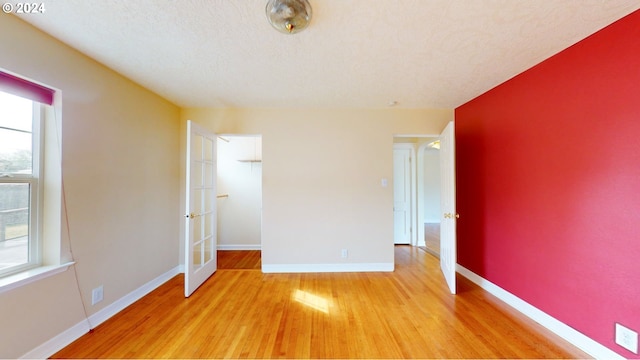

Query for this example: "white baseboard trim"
[217,244,262,250]
[21,265,181,359]
[262,262,394,273]
[20,319,90,359]
[87,265,181,328]
[456,264,624,360]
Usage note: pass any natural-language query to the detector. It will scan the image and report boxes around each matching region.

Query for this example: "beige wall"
[0,16,181,358]
[181,108,452,268]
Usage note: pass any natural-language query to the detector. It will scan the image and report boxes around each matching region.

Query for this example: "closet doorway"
[216,135,262,270]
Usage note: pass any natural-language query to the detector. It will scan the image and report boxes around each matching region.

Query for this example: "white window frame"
[0,98,44,277]
[0,70,72,293]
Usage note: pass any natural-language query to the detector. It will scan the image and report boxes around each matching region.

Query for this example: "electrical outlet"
[91,285,104,305]
[341,249,348,258]
[615,323,638,354]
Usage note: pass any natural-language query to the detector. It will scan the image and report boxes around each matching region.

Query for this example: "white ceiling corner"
[12,0,640,109]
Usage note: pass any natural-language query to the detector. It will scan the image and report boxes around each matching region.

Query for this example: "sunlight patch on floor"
[293,289,330,313]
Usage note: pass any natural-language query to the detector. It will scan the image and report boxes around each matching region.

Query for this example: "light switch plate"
[615,323,638,354]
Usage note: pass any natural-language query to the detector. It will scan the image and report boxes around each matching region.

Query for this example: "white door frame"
[393,143,415,244]
[416,141,430,247]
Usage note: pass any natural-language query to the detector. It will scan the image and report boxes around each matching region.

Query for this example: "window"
[0,70,58,283]
[0,91,43,277]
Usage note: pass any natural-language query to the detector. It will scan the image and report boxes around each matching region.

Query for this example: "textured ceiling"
[12,0,640,109]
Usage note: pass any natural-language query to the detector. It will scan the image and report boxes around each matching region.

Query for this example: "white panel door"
[439,121,457,294]
[393,146,411,244]
[184,120,217,297]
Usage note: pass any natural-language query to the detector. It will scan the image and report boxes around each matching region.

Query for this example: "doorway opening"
[216,135,262,270]
[392,136,441,257]
[418,140,441,258]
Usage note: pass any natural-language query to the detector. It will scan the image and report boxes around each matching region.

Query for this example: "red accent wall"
[455,10,640,357]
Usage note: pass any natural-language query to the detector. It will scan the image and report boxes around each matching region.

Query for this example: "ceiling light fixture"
[428,140,441,150]
[266,0,312,34]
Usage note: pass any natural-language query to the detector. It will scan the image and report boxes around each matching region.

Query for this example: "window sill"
[0,262,75,294]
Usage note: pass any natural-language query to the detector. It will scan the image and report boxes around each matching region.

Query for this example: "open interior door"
[439,121,457,294]
[184,120,217,297]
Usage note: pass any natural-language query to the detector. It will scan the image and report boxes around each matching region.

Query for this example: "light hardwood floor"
[423,222,440,257]
[53,246,589,359]
[218,250,261,270]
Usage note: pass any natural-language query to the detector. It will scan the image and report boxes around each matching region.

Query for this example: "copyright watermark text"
[3,3,46,14]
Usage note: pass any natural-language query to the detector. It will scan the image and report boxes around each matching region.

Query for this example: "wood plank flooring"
[218,250,261,270]
[52,246,589,359]
[423,222,440,257]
